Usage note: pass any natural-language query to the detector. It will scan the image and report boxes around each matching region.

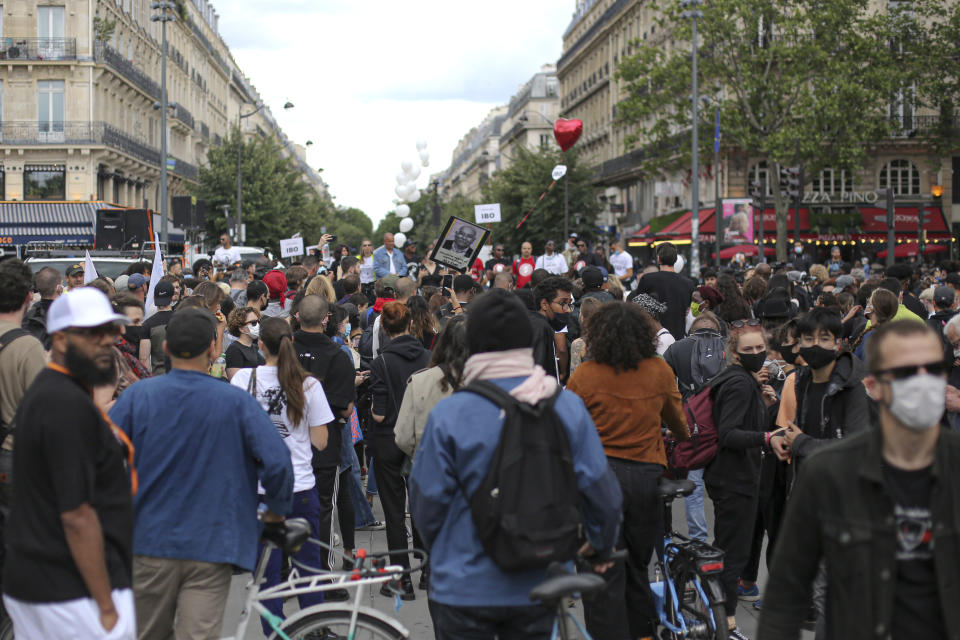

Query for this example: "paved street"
[219,489,812,639]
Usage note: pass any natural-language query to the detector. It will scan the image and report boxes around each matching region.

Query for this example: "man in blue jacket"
[410,289,622,639]
[373,233,406,279]
[110,308,293,640]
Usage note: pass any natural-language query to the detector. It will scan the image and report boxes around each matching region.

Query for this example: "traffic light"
[921,207,934,226]
[780,166,802,200]
[750,180,764,201]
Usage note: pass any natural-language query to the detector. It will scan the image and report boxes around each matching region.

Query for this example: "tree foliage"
[616,0,946,261]
[194,128,372,254]
[478,146,601,256]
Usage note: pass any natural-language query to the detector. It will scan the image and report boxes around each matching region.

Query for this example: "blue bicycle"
[652,477,728,640]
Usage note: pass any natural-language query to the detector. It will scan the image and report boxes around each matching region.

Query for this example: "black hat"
[65,263,84,276]
[166,308,216,359]
[154,280,175,306]
[581,266,604,290]
[757,293,795,320]
[935,285,956,307]
[466,288,533,355]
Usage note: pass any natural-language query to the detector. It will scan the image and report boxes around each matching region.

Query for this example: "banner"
[280,237,305,258]
[721,198,754,244]
[83,250,98,284]
[143,233,165,319]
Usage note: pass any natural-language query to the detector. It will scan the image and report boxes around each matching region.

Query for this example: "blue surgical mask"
[343,322,351,338]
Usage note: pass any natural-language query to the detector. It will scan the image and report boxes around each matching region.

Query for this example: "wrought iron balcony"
[94,43,161,100]
[0,37,77,61]
[168,157,198,180]
[890,114,956,137]
[173,103,194,129]
[200,121,210,139]
[0,121,162,166]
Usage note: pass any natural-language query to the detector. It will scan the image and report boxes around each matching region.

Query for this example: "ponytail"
[260,317,308,427]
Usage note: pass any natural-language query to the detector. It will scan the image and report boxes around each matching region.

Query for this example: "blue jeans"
[348,443,378,528]
[257,489,326,635]
[365,456,378,496]
[684,468,708,542]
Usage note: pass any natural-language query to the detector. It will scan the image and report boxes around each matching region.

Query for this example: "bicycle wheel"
[663,572,726,640]
[277,609,407,639]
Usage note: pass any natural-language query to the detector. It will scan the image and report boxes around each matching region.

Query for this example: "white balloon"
[407,190,421,203]
[674,254,685,272]
[421,159,429,168]
[395,171,407,185]
[393,232,407,247]
[406,165,421,180]
[400,160,413,173]
[404,183,418,199]
[419,150,430,165]
[399,217,414,233]
[394,184,407,198]
[416,140,428,151]
[396,204,410,217]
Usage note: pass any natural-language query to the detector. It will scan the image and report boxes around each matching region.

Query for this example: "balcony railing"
[0,37,77,61]
[200,121,210,139]
[0,121,162,166]
[94,42,161,100]
[168,157,198,180]
[890,114,956,137]
[173,103,195,130]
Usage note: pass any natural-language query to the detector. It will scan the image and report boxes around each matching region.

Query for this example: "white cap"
[47,288,130,334]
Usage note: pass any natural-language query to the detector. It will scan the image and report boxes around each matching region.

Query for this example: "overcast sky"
[218,0,573,229]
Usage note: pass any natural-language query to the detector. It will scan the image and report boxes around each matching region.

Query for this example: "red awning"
[859,205,948,233]
[876,243,949,259]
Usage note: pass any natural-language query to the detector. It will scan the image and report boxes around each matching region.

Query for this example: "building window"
[24,164,65,200]
[540,134,550,148]
[38,80,65,142]
[748,161,773,196]
[879,159,920,196]
[37,6,65,58]
[812,168,854,194]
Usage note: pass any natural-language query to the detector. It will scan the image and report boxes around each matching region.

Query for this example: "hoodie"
[370,334,431,432]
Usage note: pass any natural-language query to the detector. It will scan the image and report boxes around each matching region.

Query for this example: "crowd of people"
[0,229,957,640]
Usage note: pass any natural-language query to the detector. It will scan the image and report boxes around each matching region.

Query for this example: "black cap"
[166,308,216,359]
[466,288,533,355]
[935,285,956,307]
[581,266,604,290]
[154,280,174,306]
[65,263,83,276]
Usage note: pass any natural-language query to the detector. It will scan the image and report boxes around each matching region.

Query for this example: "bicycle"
[529,550,629,640]
[652,477,728,640]
[227,518,427,640]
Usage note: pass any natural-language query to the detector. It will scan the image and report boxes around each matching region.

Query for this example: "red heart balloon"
[553,118,583,152]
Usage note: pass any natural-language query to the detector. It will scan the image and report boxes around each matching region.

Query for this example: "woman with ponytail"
[230,317,334,633]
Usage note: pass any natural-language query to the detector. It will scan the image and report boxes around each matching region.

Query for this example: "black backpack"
[0,328,30,509]
[459,380,581,572]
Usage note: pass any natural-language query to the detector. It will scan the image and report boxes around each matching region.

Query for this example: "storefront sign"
[803,190,879,204]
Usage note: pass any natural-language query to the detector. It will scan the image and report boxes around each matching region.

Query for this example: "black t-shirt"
[3,369,133,602]
[902,292,928,321]
[802,380,829,438]
[333,280,346,302]
[882,463,947,640]
[570,252,602,274]
[485,257,512,274]
[224,341,265,370]
[292,330,356,468]
[141,309,172,333]
[634,270,696,340]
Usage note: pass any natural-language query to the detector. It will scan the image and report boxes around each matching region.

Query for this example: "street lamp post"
[237,100,294,244]
[150,2,176,246]
[519,111,569,239]
[682,0,704,275]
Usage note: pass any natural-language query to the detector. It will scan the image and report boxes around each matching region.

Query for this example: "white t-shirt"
[360,255,375,283]
[213,245,241,266]
[536,253,568,275]
[231,366,334,493]
[609,251,633,279]
[656,327,675,356]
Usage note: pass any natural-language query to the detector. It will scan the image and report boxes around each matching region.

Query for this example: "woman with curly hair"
[566,301,689,640]
[406,295,439,350]
[713,273,753,324]
[304,273,337,303]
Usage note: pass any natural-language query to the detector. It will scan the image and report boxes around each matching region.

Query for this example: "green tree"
[324,206,374,252]
[479,146,601,255]
[195,128,330,253]
[616,0,937,261]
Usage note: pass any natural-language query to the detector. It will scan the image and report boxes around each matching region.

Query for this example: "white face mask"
[887,373,946,431]
[954,348,960,360]
[247,322,260,340]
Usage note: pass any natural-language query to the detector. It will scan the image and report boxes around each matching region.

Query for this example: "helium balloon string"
[515,179,559,230]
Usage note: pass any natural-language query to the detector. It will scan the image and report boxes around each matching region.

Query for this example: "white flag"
[143,233,165,319]
[83,250,98,284]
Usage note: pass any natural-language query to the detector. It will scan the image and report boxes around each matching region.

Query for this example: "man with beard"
[3,287,137,639]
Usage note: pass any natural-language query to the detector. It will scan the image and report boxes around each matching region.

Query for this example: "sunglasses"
[67,323,123,339]
[730,319,761,328]
[875,361,948,380]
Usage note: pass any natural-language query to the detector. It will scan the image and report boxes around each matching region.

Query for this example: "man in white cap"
[2,288,136,639]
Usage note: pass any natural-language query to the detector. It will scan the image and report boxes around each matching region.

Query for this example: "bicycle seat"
[262,518,311,553]
[529,563,605,604]
[659,477,696,499]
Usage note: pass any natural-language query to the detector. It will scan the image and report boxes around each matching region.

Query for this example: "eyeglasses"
[552,298,573,310]
[730,319,761,328]
[875,361,948,380]
[67,324,123,339]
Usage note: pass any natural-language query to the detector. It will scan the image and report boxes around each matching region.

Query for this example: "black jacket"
[704,365,772,496]
[21,299,53,350]
[370,334,430,432]
[758,427,960,640]
[528,311,558,381]
[791,352,872,462]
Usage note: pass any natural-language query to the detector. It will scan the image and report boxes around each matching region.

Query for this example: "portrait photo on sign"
[430,216,489,272]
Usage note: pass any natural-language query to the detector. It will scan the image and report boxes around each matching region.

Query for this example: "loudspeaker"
[95,209,125,250]
[123,209,151,248]
[194,199,206,227]
[172,196,193,228]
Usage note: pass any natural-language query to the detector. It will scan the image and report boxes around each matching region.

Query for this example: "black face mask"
[780,346,799,365]
[548,312,570,331]
[737,351,766,373]
[799,345,836,370]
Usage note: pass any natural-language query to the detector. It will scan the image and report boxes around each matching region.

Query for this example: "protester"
[262,270,289,319]
[513,242,537,288]
[409,288,622,638]
[228,267,249,305]
[713,274,754,324]
[21,266,61,350]
[759,321,960,640]
[633,243,694,340]
[535,240,568,275]
[109,308,293,640]
[531,276,573,381]
[65,263,85,291]
[224,306,264,380]
[927,285,956,334]
[407,295,439,350]
[3,288,135,640]
[632,292,673,355]
[246,280,268,313]
[852,287,899,360]
[230,317,333,634]
[569,297,602,374]
[0,259,46,428]
[139,281,175,375]
[484,243,512,280]
[374,233,405,278]
[569,237,603,274]
[705,319,777,637]
[369,301,431,599]
[609,241,634,289]
[213,233,241,268]
[567,301,688,640]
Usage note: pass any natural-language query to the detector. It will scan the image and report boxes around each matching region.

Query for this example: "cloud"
[217,0,572,230]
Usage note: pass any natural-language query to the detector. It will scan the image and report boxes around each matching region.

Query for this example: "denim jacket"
[373,246,405,279]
